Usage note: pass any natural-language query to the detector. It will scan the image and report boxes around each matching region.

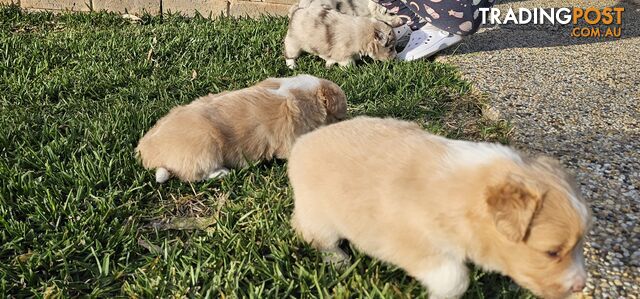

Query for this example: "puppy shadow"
[216,158,287,180]
[333,56,395,68]
[439,1,638,55]
[255,158,288,169]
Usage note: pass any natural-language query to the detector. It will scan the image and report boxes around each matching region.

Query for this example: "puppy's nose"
[571,278,586,292]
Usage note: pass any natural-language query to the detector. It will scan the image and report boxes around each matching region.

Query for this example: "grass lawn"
[0,5,526,298]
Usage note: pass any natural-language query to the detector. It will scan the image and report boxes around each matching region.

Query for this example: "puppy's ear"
[374,29,386,43]
[486,174,545,242]
[316,82,345,115]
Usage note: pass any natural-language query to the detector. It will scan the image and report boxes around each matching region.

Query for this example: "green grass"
[0,5,523,298]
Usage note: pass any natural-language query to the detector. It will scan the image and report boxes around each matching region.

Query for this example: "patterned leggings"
[374,0,496,35]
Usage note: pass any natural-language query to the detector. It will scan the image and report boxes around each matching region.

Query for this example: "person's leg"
[396,0,495,60]
[401,0,495,36]
[374,0,426,30]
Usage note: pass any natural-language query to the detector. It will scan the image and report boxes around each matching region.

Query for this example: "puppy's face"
[317,79,347,124]
[486,158,590,299]
[368,21,397,61]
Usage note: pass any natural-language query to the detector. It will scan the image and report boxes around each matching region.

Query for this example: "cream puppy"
[136,75,347,183]
[285,5,396,69]
[288,117,590,299]
[296,0,404,27]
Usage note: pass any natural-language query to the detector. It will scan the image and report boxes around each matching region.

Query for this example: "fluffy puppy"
[288,116,591,299]
[136,75,347,183]
[296,0,404,27]
[285,5,396,69]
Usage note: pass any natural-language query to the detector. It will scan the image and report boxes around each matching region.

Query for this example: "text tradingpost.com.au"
[479,7,625,38]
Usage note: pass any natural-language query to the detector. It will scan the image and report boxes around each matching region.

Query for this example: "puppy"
[136,75,347,183]
[285,5,396,69]
[296,0,404,27]
[288,117,590,299]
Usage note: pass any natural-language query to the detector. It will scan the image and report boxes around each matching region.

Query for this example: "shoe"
[393,24,412,49]
[397,23,462,61]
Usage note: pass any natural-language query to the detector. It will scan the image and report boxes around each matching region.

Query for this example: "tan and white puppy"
[136,75,347,183]
[285,5,396,69]
[288,117,591,299]
[296,0,404,27]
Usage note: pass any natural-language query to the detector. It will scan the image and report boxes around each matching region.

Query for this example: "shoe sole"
[398,37,462,61]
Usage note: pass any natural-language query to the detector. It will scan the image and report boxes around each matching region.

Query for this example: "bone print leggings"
[374,0,496,35]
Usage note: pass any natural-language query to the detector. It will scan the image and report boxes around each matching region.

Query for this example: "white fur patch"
[286,59,297,69]
[446,138,590,225]
[444,138,523,168]
[206,168,230,180]
[269,74,320,97]
[563,243,587,291]
[415,258,469,299]
[155,167,171,183]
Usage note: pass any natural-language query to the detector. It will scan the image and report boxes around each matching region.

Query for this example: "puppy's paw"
[155,167,171,183]
[286,59,297,69]
[389,18,404,28]
[380,15,405,28]
[207,168,230,180]
[322,57,336,69]
[322,249,351,269]
[338,60,353,68]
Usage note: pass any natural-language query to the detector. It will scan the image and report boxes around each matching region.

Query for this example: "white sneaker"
[393,24,412,49]
[397,24,463,61]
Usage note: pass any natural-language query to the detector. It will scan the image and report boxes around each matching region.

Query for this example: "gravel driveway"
[437,0,639,297]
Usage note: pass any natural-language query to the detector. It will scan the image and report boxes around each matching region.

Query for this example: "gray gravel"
[437,0,639,297]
